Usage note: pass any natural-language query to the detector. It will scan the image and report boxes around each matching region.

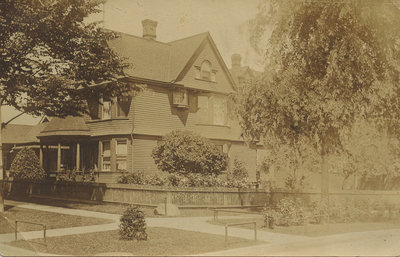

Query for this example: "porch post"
[76,142,80,171]
[57,143,61,172]
[39,144,43,168]
[45,145,48,172]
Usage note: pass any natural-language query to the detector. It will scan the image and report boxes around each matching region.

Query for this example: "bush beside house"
[9,147,46,182]
[152,130,228,175]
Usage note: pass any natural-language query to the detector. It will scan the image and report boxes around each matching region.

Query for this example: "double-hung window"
[213,96,227,126]
[102,99,112,120]
[101,141,111,171]
[116,139,127,171]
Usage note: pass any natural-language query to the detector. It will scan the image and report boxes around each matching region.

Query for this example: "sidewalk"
[4,201,399,256]
[2,202,307,245]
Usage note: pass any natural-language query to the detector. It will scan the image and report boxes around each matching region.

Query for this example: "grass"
[210,216,400,237]
[0,205,112,234]
[8,227,262,256]
[5,197,215,217]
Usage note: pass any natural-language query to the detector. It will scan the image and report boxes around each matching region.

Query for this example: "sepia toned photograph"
[1,0,400,256]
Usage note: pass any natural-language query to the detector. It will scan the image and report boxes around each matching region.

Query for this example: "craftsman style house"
[6,20,263,183]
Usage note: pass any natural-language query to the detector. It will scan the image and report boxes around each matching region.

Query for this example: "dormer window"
[195,60,217,82]
[102,99,111,120]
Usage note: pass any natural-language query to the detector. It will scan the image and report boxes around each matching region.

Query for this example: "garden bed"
[7,228,262,256]
[0,204,112,234]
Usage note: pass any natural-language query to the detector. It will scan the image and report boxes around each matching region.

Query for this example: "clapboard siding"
[133,86,197,134]
[132,138,158,174]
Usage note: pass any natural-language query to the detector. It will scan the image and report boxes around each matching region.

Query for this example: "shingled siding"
[86,119,132,137]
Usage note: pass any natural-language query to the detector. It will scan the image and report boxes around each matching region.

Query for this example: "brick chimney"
[231,53,242,68]
[142,19,158,40]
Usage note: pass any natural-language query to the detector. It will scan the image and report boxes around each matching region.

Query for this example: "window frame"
[116,139,128,171]
[101,140,111,171]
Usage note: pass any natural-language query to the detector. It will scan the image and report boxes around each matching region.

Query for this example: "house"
[2,122,47,175]
[7,20,264,183]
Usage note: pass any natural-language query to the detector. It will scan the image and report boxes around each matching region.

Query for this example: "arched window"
[200,60,212,80]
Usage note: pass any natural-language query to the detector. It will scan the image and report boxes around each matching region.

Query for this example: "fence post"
[164,196,168,216]
[254,222,257,241]
[225,225,228,247]
[44,225,46,244]
[15,221,17,241]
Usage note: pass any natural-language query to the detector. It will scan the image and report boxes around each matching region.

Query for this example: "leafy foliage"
[118,170,252,188]
[230,159,248,180]
[0,0,136,116]
[119,206,148,241]
[239,0,400,153]
[235,0,400,190]
[55,169,96,183]
[152,130,228,175]
[9,147,46,182]
[263,198,305,227]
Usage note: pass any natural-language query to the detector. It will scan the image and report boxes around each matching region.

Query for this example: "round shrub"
[9,147,46,182]
[152,130,228,175]
[119,206,148,241]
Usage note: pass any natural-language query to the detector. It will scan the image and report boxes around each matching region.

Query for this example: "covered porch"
[37,116,98,178]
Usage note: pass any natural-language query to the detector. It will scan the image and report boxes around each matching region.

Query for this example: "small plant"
[119,206,148,241]
[9,147,46,182]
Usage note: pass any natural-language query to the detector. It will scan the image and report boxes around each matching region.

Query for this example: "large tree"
[237,0,400,200]
[0,0,135,211]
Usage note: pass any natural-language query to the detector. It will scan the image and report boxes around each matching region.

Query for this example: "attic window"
[196,60,217,82]
[201,61,212,80]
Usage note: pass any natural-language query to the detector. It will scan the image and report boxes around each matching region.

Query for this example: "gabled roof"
[38,116,91,137]
[108,31,236,89]
[2,123,46,144]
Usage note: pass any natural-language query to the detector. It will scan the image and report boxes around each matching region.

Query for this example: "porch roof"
[38,116,91,138]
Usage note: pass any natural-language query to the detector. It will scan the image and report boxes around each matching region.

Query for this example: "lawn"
[8,227,262,256]
[210,216,400,237]
[0,205,112,234]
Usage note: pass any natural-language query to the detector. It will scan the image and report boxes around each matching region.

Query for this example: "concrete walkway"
[3,201,399,256]
[2,202,307,245]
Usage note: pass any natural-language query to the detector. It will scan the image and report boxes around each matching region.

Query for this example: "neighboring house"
[2,122,47,175]
[6,20,264,183]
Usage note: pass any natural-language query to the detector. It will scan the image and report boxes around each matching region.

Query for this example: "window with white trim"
[201,60,212,80]
[101,141,111,171]
[195,60,217,82]
[213,95,227,125]
[116,139,127,171]
[102,100,111,120]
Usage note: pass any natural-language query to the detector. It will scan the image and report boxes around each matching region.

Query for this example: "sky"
[4,0,263,125]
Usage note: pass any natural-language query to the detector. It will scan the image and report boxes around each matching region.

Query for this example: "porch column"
[45,145,48,172]
[39,144,43,168]
[57,143,61,172]
[76,142,80,170]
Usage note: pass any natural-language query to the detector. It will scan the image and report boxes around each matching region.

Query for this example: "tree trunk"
[0,99,4,212]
